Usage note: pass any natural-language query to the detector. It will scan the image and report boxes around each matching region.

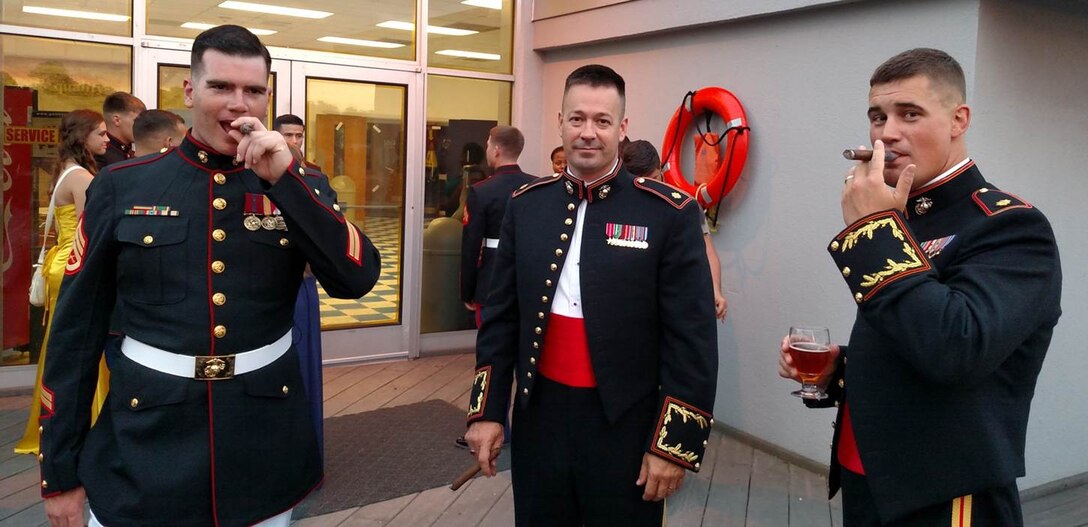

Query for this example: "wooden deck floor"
[1,353,1085,526]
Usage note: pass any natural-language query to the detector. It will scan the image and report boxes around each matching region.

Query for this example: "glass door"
[142,50,421,363]
[291,62,420,363]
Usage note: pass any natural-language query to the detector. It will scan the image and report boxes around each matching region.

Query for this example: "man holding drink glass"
[779,48,1062,526]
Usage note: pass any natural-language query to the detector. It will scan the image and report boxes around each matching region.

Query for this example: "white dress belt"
[484,237,500,248]
[121,330,292,380]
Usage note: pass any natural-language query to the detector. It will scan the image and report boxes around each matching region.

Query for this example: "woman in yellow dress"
[15,109,112,455]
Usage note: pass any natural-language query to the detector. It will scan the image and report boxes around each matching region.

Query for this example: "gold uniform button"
[279,238,290,247]
[41,480,48,489]
[694,463,701,470]
[212,260,226,274]
[560,233,569,241]
[298,167,306,176]
[979,188,988,193]
[838,379,845,389]
[214,325,227,338]
[555,248,563,257]
[564,218,573,226]
[842,267,851,277]
[537,312,545,320]
[545,280,553,287]
[834,401,841,408]
[38,425,43,434]
[333,203,341,212]
[830,241,840,251]
[38,453,44,462]
[533,342,539,349]
[671,192,682,199]
[143,235,154,245]
[212,293,226,306]
[527,371,533,379]
[522,388,529,395]
[213,173,226,184]
[843,357,848,365]
[213,198,227,210]
[567,203,576,211]
[534,327,542,335]
[636,177,646,183]
[212,229,226,241]
[130,398,139,408]
[703,440,708,447]
[541,296,549,303]
[314,188,320,195]
[550,264,558,272]
[282,385,289,395]
[854,292,864,303]
[710,418,714,426]
[530,357,537,365]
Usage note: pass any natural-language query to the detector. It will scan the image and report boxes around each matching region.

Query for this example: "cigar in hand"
[239,122,256,135]
[842,149,898,162]
[450,445,503,491]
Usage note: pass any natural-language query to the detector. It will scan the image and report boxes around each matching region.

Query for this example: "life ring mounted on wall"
[660,87,750,212]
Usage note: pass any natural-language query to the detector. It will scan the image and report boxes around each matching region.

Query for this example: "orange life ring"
[660,87,749,209]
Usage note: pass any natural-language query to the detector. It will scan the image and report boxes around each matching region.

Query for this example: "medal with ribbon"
[605,222,649,249]
[243,193,286,231]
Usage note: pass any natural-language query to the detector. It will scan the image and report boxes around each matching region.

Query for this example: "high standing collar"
[177,133,246,173]
[562,158,621,203]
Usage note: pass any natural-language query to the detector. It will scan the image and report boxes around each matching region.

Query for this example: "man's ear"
[951,104,971,138]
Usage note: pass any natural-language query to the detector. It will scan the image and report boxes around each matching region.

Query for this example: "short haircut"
[871,48,966,105]
[273,114,305,131]
[133,110,185,143]
[102,92,145,116]
[564,64,626,114]
[191,25,272,80]
[550,146,564,161]
[621,140,660,178]
[488,125,524,157]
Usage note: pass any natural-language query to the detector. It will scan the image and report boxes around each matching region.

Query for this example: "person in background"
[622,139,727,320]
[273,114,321,170]
[778,48,1062,526]
[14,110,111,455]
[38,25,380,527]
[132,109,187,156]
[464,64,717,525]
[95,92,146,168]
[549,145,566,177]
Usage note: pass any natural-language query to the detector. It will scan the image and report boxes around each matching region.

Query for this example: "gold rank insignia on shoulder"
[124,205,179,217]
[972,188,1032,217]
[605,222,648,249]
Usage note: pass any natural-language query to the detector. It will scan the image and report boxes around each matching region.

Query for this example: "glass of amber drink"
[788,326,832,400]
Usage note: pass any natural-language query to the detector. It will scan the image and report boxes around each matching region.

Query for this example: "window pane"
[306,78,407,329]
[420,75,511,333]
[428,0,513,74]
[1,1,132,37]
[2,35,132,369]
[146,0,415,62]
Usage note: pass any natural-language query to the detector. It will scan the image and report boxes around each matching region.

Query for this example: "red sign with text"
[3,87,35,349]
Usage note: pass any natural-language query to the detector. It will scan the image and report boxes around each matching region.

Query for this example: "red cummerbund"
[837,402,865,475]
[538,313,597,387]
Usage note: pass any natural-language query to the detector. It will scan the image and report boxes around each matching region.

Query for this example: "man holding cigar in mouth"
[779,48,1062,525]
[38,25,380,527]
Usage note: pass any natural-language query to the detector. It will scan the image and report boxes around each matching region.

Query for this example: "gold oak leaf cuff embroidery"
[830,211,931,303]
[652,397,712,470]
[466,366,491,419]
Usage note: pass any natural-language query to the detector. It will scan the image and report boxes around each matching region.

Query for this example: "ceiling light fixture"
[377,20,478,36]
[22,6,129,22]
[181,22,277,35]
[318,36,405,49]
[461,0,503,10]
[435,49,501,61]
[218,1,332,19]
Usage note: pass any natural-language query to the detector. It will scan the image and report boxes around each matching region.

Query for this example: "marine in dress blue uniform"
[783,49,1062,526]
[94,132,133,168]
[459,162,536,310]
[37,25,381,527]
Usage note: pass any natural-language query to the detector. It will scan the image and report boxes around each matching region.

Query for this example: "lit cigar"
[239,122,256,135]
[842,149,898,162]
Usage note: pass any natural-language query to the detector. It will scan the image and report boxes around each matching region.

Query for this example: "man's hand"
[465,421,504,477]
[714,292,728,321]
[228,117,293,184]
[44,486,85,527]
[636,453,685,501]
[779,335,841,387]
[841,140,916,225]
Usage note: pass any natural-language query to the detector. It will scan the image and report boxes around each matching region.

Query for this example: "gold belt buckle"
[195,355,236,380]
